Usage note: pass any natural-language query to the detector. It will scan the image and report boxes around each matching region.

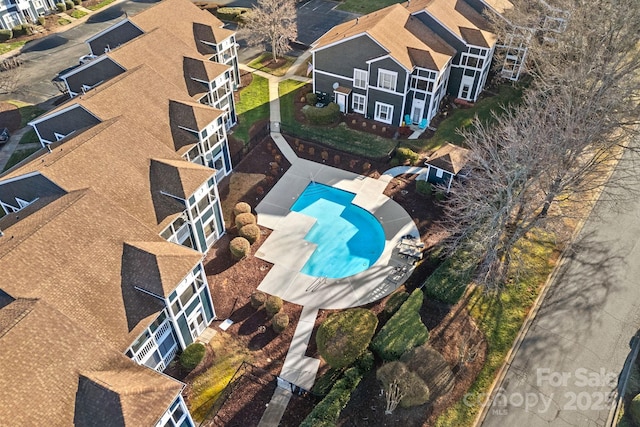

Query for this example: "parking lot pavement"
[295,0,360,46]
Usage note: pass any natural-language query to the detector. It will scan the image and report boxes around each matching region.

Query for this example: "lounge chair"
[418,118,428,129]
[404,114,412,126]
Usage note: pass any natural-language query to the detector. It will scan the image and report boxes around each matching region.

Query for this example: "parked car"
[79,54,97,65]
[0,128,9,144]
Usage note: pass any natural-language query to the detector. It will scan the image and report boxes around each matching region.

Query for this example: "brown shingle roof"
[409,0,497,48]
[314,3,455,71]
[169,99,225,132]
[150,158,214,200]
[0,298,182,427]
[129,0,234,48]
[0,188,195,350]
[481,0,513,15]
[426,142,470,174]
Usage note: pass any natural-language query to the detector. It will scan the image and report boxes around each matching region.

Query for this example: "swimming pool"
[290,182,385,279]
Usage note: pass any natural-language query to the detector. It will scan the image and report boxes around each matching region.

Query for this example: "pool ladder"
[306,276,327,292]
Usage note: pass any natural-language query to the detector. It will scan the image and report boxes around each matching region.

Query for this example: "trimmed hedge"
[395,147,420,165]
[0,30,12,42]
[215,7,250,22]
[383,290,410,319]
[303,102,340,125]
[180,342,206,371]
[229,237,250,260]
[239,223,261,244]
[371,289,429,361]
[73,0,82,4]
[235,212,256,229]
[300,366,364,427]
[65,0,74,9]
[631,394,640,425]
[421,253,472,304]
[233,201,252,216]
[416,180,432,196]
[56,2,66,11]
[305,92,318,105]
[377,361,430,408]
[272,312,289,333]
[265,295,283,318]
[317,308,377,369]
[250,290,266,309]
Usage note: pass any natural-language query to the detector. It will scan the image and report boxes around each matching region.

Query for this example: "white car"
[78,54,97,65]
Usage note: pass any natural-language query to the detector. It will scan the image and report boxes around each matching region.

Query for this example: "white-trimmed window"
[353,69,367,89]
[435,168,444,178]
[352,93,366,114]
[374,102,393,124]
[377,69,397,91]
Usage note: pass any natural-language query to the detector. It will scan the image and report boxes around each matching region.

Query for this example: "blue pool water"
[290,182,385,279]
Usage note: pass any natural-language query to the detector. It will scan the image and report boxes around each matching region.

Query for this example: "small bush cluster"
[250,290,266,309]
[215,7,250,23]
[239,223,261,244]
[265,295,283,317]
[630,394,640,424]
[0,29,13,42]
[37,16,46,26]
[179,342,206,371]
[73,0,82,5]
[300,366,364,427]
[316,308,377,369]
[65,0,74,9]
[272,312,289,333]
[395,147,420,165]
[371,289,429,361]
[56,2,66,11]
[229,237,250,260]
[11,24,33,37]
[416,180,432,196]
[303,102,340,125]
[305,92,318,105]
[233,201,251,216]
[377,361,430,408]
[235,212,256,229]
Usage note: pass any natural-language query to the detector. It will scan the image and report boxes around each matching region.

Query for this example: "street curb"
[472,144,629,427]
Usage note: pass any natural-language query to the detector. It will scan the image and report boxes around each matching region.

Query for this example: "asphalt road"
[0,0,160,106]
[481,144,640,426]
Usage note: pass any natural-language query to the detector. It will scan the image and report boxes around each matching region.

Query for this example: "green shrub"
[215,7,250,22]
[73,0,82,5]
[229,237,250,260]
[317,308,378,369]
[56,2,66,11]
[65,0,74,9]
[377,361,430,408]
[180,342,206,371]
[233,201,252,216]
[300,366,364,427]
[37,16,45,26]
[272,312,289,333]
[250,290,266,309]
[11,25,25,37]
[235,212,256,229]
[239,223,261,244]
[422,253,473,304]
[630,394,640,424]
[311,367,344,397]
[265,295,283,317]
[383,290,410,318]
[400,344,455,398]
[371,289,429,361]
[395,147,420,165]
[416,180,432,196]
[355,350,375,373]
[435,189,447,201]
[303,102,340,125]
[305,92,318,105]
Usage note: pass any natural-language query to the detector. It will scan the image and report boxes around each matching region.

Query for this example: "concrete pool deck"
[255,158,420,310]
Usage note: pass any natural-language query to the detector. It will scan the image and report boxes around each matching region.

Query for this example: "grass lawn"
[434,231,557,426]
[247,53,295,77]
[187,332,253,422]
[0,40,27,56]
[427,81,526,150]
[233,75,270,144]
[6,100,45,127]
[58,18,72,25]
[3,147,40,172]
[69,9,88,19]
[336,0,401,14]
[19,129,40,145]
[279,79,396,158]
[86,0,116,11]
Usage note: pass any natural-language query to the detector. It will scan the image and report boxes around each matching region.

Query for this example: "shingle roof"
[314,3,455,71]
[481,0,513,15]
[150,157,215,200]
[0,298,182,427]
[426,142,470,174]
[129,0,234,49]
[409,0,497,48]
[0,188,195,351]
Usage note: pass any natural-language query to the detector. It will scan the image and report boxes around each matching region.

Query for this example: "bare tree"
[242,0,298,62]
[441,0,640,289]
[0,57,23,94]
[384,380,404,415]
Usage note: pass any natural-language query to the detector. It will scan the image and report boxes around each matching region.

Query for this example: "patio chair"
[418,118,428,129]
[404,114,412,126]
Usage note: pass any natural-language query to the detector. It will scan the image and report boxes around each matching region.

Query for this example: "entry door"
[459,76,474,100]
[411,98,425,124]
[188,309,206,339]
[334,92,347,113]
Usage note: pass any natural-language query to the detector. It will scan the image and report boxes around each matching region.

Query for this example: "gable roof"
[409,0,497,48]
[480,0,513,15]
[426,142,470,174]
[314,3,455,71]
[0,188,198,351]
[0,298,182,427]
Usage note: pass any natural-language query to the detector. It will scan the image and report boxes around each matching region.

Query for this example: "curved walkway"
[379,165,428,182]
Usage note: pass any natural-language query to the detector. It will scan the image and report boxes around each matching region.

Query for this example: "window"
[377,69,397,91]
[352,94,366,113]
[435,168,444,178]
[374,102,394,124]
[353,69,367,89]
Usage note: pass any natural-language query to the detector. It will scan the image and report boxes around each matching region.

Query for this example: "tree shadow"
[86,6,124,23]
[248,328,277,350]
[21,35,68,52]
